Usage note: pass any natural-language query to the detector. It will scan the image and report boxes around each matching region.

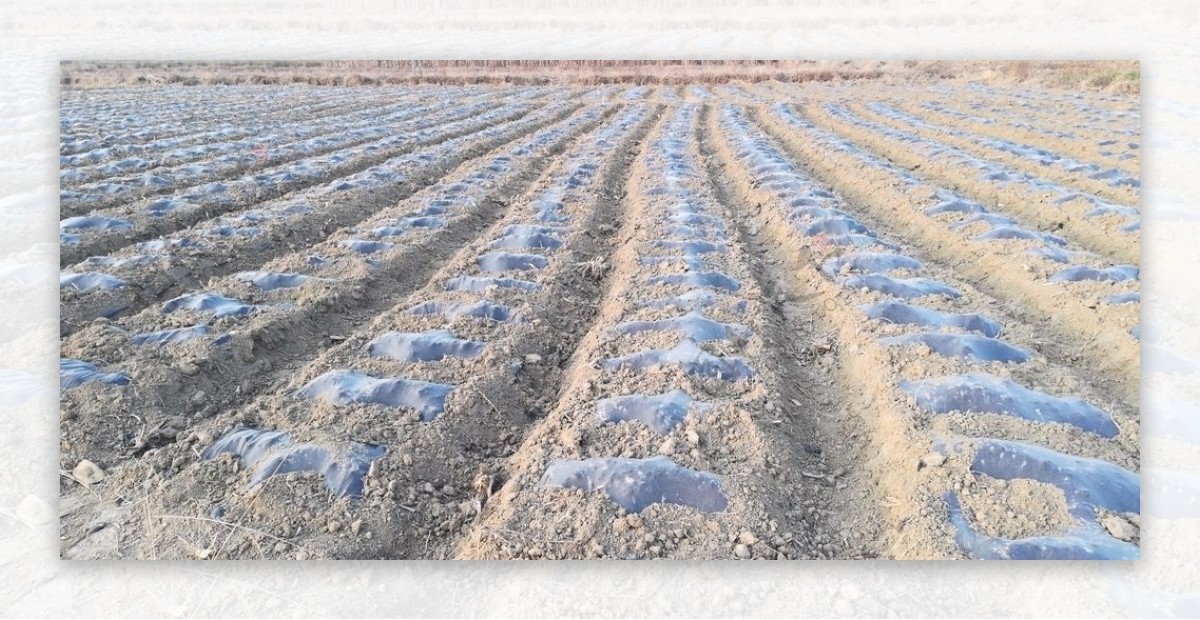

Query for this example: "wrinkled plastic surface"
[477,252,549,273]
[60,271,126,291]
[938,434,1141,560]
[202,427,385,498]
[540,456,727,513]
[490,224,564,250]
[61,358,130,389]
[131,324,210,346]
[861,301,1001,337]
[295,369,455,421]
[407,300,516,322]
[651,239,727,255]
[235,271,311,291]
[444,275,539,292]
[341,239,393,254]
[975,226,1066,246]
[900,373,1118,437]
[880,332,1031,363]
[968,439,1140,517]
[842,274,961,299]
[613,310,750,342]
[802,216,870,237]
[822,234,899,250]
[1104,292,1140,305]
[603,339,753,381]
[1027,245,1072,263]
[1049,265,1139,283]
[595,389,712,434]
[60,215,132,231]
[821,252,923,278]
[949,213,1019,230]
[925,199,985,215]
[367,329,485,362]
[945,492,1138,560]
[647,271,740,292]
[162,292,256,318]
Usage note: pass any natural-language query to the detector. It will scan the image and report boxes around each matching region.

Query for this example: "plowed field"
[59,82,1141,560]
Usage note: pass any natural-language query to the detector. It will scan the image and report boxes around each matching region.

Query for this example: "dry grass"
[60,60,1138,93]
[60,60,886,88]
[967,60,1141,94]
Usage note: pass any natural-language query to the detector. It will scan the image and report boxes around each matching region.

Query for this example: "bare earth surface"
[58,81,1140,560]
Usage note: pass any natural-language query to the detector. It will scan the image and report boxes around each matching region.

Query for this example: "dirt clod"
[920,452,946,468]
[72,460,106,486]
[1100,513,1139,542]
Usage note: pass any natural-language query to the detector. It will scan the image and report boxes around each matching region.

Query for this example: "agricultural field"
[58,78,1141,560]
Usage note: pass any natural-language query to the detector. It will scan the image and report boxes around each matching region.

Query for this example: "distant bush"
[1088,71,1119,89]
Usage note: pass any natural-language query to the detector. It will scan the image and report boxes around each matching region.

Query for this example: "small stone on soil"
[72,460,106,486]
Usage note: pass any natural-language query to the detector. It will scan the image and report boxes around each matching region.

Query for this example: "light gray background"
[1,0,1194,616]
